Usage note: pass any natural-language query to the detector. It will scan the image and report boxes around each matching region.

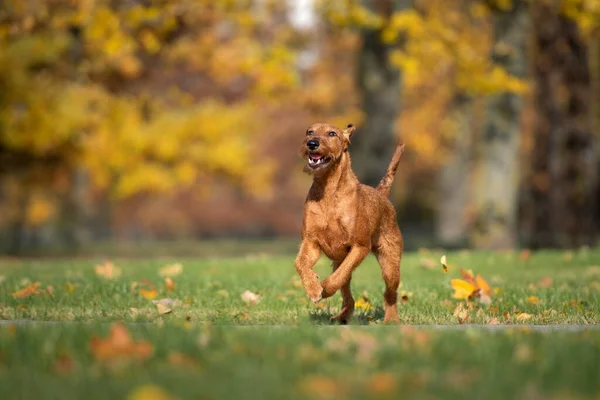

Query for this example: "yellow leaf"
[355,296,373,312]
[65,282,76,293]
[127,385,173,400]
[450,279,477,300]
[141,289,158,300]
[526,296,540,305]
[440,255,448,273]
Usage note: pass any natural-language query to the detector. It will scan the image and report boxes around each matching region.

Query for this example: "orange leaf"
[460,268,476,285]
[367,373,396,395]
[475,274,492,297]
[12,282,42,298]
[526,296,540,305]
[90,323,153,362]
[165,277,175,292]
[520,249,532,261]
[140,289,158,300]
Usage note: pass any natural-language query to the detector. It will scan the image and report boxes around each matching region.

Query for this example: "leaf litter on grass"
[90,323,153,363]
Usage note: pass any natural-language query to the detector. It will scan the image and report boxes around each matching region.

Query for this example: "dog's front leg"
[294,240,323,302]
[321,246,369,299]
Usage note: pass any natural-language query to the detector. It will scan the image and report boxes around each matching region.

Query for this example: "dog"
[294,122,405,324]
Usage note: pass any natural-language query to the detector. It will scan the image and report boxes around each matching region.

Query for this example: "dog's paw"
[306,282,323,303]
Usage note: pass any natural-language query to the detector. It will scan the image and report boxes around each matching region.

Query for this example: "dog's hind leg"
[329,261,355,324]
[374,230,402,324]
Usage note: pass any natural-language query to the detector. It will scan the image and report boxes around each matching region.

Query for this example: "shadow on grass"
[308,306,385,325]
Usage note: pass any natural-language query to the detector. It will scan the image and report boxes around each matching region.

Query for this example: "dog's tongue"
[310,154,323,160]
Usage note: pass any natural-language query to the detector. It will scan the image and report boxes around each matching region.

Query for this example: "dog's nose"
[307,140,320,151]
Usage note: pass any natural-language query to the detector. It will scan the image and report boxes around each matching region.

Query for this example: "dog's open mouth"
[307,153,331,169]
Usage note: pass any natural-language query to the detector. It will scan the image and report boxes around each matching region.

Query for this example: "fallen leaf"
[451,279,477,300]
[475,275,492,297]
[152,298,178,315]
[165,277,175,292]
[90,323,153,362]
[130,308,139,317]
[65,282,76,293]
[520,249,532,261]
[355,295,373,312]
[453,302,469,324]
[526,296,540,305]
[301,376,345,399]
[95,261,121,280]
[141,289,158,300]
[488,317,500,325]
[440,255,448,273]
[54,353,74,374]
[12,282,42,298]
[460,268,476,284]
[241,290,260,305]
[401,295,409,302]
[513,344,533,362]
[127,385,174,400]
[419,258,436,270]
[515,312,533,321]
[479,294,492,305]
[538,277,552,288]
[367,373,396,395]
[46,285,54,296]
[158,263,183,278]
[167,351,199,369]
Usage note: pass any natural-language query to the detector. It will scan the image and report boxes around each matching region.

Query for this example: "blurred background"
[0,0,598,256]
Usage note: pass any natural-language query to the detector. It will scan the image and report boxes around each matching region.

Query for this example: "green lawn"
[0,248,600,399]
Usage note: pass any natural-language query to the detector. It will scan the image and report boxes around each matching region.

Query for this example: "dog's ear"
[343,124,355,144]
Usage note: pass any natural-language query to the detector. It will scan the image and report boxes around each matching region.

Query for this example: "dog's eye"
[307,130,313,136]
[328,131,337,137]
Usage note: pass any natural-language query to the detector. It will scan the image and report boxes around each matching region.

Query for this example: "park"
[1,1,600,399]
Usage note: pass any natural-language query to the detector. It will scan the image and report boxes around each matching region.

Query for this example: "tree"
[351,0,411,187]
[471,0,529,249]
[521,1,598,248]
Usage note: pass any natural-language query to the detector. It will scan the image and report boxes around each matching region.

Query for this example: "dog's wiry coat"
[295,122,405,323]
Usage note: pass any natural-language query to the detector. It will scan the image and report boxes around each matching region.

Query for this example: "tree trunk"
[352,0,411,187]
[471,1,528,250]
[437,92,474,248]
[523,3,598,248]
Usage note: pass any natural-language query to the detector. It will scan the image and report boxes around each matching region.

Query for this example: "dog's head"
[301,123,355,175]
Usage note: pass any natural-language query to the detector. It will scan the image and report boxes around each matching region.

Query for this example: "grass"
[0,248,600,399]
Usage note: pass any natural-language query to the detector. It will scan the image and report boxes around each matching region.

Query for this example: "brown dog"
[294,122,405,324]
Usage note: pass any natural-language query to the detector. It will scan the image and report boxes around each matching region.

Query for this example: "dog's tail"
[376,143,405,197]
